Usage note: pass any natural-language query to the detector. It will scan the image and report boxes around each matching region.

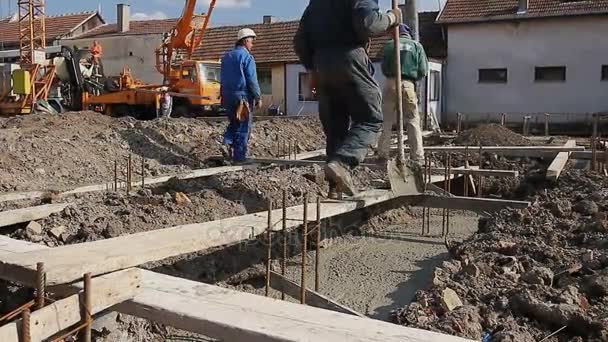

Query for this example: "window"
[478,68,508,83]
[429,70,441,101]
[298,72,317,101]
[602,65,608,81]
[258,68,272,95]
[535,66,566,82]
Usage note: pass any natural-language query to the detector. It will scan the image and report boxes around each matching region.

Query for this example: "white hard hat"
[237,28,257,42]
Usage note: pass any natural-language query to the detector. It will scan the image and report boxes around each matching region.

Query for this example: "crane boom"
[156,0,217,80]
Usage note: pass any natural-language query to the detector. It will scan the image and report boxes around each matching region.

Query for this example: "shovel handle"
[392,0,406,167]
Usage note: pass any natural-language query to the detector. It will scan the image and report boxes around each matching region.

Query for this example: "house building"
[0,11,104,62]
[62,4,178,84]
[438,0,608,124]
[196,11,447,122]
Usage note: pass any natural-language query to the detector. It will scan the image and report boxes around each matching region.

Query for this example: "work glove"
[387,8,402,27]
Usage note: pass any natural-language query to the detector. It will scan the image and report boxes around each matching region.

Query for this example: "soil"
[393,170,608,342]
[0,111,324,192]
[454,124,533,147]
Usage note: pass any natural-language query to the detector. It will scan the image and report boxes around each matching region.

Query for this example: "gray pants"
[315,47,383,167]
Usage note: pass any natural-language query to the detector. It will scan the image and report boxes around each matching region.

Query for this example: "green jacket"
[381,36,428,81]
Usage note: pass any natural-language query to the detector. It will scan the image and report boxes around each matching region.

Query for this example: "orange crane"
[0,0,56,115]
[81,0,221,118]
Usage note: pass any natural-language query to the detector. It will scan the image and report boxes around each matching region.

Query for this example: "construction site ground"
[0,112,606,342]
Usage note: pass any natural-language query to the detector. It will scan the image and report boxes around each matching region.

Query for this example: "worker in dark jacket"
[221,28,262,163]
[377,24,428,163]
[294,0,401,196]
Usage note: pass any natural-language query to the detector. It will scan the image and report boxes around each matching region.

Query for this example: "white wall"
[445,16,608,123]
[286,61,443,120]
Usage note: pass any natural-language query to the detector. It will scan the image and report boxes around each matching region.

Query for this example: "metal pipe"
[501,113,506,126]
[266,198,273,297]
[281,190,287,300]
[36,262,45,310]
[127,154,132,193]
[442,153,448,236]
[315,196,321,292]
[114,160,118,191]
[446,153,452,237]
[456,113,462,133]
[544,113,550,137]
[301,193,308,304]
[82,273,92,342]
[464,145,469,197]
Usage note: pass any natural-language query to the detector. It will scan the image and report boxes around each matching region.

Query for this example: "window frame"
[534,66,566,82]
[478,68,508,84]
[298,72,317,102]
[257,68,273,95]
[602,65,608,81]
[429,70,441,101]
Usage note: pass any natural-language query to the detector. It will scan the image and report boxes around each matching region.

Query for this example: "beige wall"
[259,64,286,114]
[62,33,165,84]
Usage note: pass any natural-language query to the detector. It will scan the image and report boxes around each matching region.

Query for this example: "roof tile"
[0,12,99,45]
[438,0,608,23]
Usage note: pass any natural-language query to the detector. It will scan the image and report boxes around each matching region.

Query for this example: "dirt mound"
[454,124,531,146]
[393,170,608,341]
[0,112,324,192]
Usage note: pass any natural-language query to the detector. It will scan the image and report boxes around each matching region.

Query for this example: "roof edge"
[437,9,608,25]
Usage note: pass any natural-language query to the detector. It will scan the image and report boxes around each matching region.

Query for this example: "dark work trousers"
[314,47,383,168]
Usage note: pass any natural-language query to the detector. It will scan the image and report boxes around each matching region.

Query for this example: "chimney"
[518,0,528,14]
[117,3,130,33]
[263,15,276,24]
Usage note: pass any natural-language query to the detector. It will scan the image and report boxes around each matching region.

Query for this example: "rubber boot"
[325,161,357,196]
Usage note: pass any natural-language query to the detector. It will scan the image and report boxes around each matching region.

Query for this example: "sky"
[1,0,446,26]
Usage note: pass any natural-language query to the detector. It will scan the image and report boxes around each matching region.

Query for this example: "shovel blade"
[387,159,425,196]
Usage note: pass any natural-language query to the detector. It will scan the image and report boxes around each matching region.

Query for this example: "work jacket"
[294,0,392,71]
[220,46,261,103]
[381,35,428,81]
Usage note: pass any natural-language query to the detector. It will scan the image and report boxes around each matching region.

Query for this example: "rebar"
[266,198,273,297]
[141,156,145,188]
[592,137,597,172]
[463,145,469,197]
[446,153,452,237]
[426,155,431,235]
[544,113,550,137]
[21,308,31,342]
[82,273,92,342]
[500,113,506,126]
[127,154,132,194]
[478,145,483,198]
[114,160,118,191]
[281,190,287,300]
[301,193,308,304]
[456,113,462,133]
[36,262,45,310]
[421,155,427,236]
[442,153,448,236]
[288,141,292,160]
[315,197,321,292]
[282,139,286,160]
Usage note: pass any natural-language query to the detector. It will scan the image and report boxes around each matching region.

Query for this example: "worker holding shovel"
[294,0,401,196]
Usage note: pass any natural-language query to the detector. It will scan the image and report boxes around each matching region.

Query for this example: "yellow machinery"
[83,0,222,118]
[0,0,56,115]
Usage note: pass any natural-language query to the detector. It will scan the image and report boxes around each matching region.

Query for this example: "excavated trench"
[1,115,606,342]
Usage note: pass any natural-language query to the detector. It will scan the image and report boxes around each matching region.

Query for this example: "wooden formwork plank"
[0,203,69,228]
[394,145,584,158]
[115,270,474,342]
[415,194,530,212]
[546,140,576,181]
[0,190,393,287]
[0,269,141,342]
[268,271,364,317]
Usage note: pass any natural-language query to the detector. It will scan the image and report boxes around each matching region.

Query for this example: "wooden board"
[546,140,576,181]
[0,190,394,286]
[0,235,48,256]
[393,145,584,158]
[115,270,474,342]
[0,268,141,342]
[268,271,364,317]
[571,151,605,161]
[415,194,530,212]
[0,203,69,228]
[0,165,255,204]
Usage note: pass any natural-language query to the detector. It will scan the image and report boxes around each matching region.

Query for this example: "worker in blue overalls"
[220,28,262,163]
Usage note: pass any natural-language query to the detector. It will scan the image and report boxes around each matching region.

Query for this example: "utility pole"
[404,0,419,41]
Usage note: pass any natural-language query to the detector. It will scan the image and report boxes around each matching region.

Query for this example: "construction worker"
[159,87,173,118]
[294,0,401,196]
[377,24,428,164]
[91,40,103,65]
[220,28,262,163]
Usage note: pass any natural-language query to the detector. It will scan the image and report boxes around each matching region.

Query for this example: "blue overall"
[220,46,261,162]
